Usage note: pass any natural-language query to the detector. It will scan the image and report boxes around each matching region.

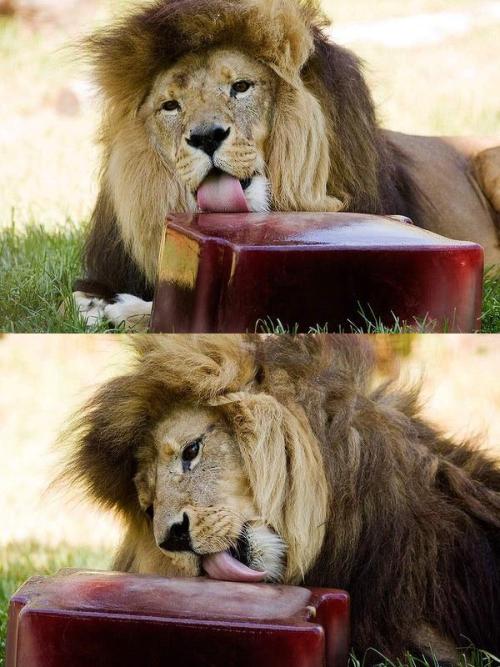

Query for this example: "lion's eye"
[182,439,201,463]
[145,505,154,520]
[231,80,253,97]
[161,100,181,113]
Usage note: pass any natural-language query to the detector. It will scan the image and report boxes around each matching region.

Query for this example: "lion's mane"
[61,334,500,660]
[76,0,420,299]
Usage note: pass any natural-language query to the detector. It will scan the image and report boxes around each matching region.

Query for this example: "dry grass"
[0,335,126,549]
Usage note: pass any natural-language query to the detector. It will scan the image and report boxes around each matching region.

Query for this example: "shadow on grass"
[0,540,111,666]
[351,647,500,667]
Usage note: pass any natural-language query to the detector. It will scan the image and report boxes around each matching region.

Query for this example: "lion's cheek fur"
[186,506,245,555]
[219,393,329,583]
[266,81,343,213]
[107,122,195,284]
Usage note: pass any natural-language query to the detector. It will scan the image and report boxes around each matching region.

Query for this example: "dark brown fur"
[60,335,500,661]
[77,0,425,299]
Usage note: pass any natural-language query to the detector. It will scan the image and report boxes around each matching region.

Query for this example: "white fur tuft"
[245,175,271,212]
[73,291,107,326]
[246,523,286,582]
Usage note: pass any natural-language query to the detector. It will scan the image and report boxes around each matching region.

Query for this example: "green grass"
[0,541,110,667]
[351,648,500,667]
[0,541,498,667]
[0,221,119,333]
[2,223,499,333]
[481,270,500,334]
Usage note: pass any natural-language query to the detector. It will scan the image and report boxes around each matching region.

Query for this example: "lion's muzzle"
[186,124,231,157]
[158,512,192,552]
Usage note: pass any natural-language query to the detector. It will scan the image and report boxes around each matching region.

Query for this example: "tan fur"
[474,145,500,213]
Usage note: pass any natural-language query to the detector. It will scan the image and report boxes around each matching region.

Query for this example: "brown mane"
[256,335,500,658]
[60,334,500,660]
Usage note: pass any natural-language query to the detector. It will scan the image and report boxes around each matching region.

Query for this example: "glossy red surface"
[7,570,350,667]
[150,212,484,333]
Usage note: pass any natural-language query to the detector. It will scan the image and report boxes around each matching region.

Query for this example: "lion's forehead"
[154,404,219,448]
[155,48,273,97]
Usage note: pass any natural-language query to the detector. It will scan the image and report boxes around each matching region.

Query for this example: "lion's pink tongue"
[197,171,250,213]
[202,551,267,583]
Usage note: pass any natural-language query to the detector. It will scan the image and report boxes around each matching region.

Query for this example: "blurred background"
[1,333,500,662]
[0,0,499,331]
[1,0,499,230]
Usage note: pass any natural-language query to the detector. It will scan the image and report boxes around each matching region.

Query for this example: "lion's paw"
[103,294,152,332]
[73,291,108,327]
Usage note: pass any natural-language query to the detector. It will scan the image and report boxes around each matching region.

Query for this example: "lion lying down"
[61,335,500,662]
[72,0,500,330]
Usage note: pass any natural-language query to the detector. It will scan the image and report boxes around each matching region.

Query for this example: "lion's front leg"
[72,291,109,327]
[317,195,345,212]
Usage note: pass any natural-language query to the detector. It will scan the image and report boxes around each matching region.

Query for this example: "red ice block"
[150,212,484,333]
[6,569,350,667]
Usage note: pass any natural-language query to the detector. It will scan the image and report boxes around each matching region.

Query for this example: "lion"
[72,0,500,330]
[60,334,500,662]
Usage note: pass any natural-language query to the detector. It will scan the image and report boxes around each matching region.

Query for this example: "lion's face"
[140,48,277,213]
[134,404,286,582]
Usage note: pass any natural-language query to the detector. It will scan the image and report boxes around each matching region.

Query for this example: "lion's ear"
[222,393,328,582]
[249,0,316,84]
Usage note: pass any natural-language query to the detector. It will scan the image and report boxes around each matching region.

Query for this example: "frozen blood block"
[6,569,350,667]
[150,212,484,333]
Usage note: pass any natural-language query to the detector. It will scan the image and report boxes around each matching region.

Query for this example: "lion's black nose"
[159,513,192,552]
[186,125,230,157]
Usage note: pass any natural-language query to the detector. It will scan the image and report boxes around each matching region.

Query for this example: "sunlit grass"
[0,222,113,333]
[355,24,500,136]
[322,0,481,23]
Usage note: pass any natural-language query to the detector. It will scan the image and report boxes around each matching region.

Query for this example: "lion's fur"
[76,0,422,299]
[60,334,500,660]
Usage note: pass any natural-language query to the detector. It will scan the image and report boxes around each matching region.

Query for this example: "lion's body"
[387,131,500,266]
[73,0,500,324]
[61,334,500,661]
